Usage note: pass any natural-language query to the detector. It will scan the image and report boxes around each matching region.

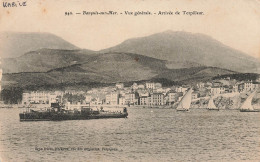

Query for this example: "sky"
[0,0,259,58]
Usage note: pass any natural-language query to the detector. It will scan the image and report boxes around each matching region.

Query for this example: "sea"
[0,108,259,162]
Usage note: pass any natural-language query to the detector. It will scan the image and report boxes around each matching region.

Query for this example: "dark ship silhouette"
[19,103,128,121]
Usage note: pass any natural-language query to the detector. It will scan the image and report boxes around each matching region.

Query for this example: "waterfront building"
[119,97,125,105]
[147,96,152,106]
[167,91,177,104]
[105,94,111,104]
[151,93,164,106]
[164,95,169,105]
[110,92,119,105]
[90,97,102,105]
[22,93,30,104]
[22,91,58,105]
[125,92,138,105]
[105,92,119,105]
[139,96,148,105]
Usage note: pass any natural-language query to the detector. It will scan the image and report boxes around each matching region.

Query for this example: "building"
[175,86,188,93]
[237,81,259,92]
[0,68,2,93]
[131,83,138,90]
[116,83,124,89]
[210,86,225,95]
[110,92,119,105]
[22,92,30,104]
[85,95,92,103]
[244,81,258,91]
[145,82,155,89]
[238,83,245,92]
[167,91,177,104]
[139,96,148,105]
[151,93,164,106]
[138,92,149,97]
[256,77,260,82]
[138,84,145,89]
[125,92,138,105]
[22,91,58,105]
[192,92,199,99]
[212,82,223,87]
[49,93,57,104]
[105,92,119,105]
[90,97,103,105]
[164,95,169,105]
[196,82,205,89]
[232,84,239,93]
[105,94,111,104]
[155,83,162,89]
[147,96,152,106]
[0,56,2,96]
[119,97,125,105]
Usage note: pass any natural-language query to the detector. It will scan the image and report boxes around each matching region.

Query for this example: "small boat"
[207,96,219,111]
[176,88,192,111]
[240,90,260,112]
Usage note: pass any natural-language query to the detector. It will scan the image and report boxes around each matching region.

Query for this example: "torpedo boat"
[19,103,128,121]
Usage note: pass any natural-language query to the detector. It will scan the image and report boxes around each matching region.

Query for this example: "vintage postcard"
[0,0,260,161]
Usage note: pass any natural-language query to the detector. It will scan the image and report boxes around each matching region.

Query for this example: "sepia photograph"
[0,0,260,161]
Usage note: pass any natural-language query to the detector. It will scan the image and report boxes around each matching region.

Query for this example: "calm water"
[0,108,259,162]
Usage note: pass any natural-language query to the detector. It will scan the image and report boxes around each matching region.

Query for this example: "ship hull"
[206,108,219,111]
[240,109,260,112]
[176,109,189,111]
[19,112,128,121]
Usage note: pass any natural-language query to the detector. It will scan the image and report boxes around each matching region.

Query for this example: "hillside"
[2,52,236,88]
[102,31,260,73]
[2,49,96,73]
[0,32,80,58]
[156,66,235,82]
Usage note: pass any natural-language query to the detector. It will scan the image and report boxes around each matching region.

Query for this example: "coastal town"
[20,77,260,109]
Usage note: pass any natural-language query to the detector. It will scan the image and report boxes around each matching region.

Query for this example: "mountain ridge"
[102,31,259,73]
[0,32,80,58]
